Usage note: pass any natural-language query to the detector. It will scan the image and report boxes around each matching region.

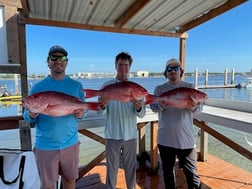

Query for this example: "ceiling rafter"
[18,14,188,38]
[2,0,248,40]
[20,0,29,17]
[114,0,150,28]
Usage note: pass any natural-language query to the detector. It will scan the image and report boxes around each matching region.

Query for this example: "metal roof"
[18,0,248,38]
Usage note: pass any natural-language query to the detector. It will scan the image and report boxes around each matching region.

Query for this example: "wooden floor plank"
[76,154,252,189]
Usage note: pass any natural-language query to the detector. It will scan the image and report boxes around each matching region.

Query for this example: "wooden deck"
[1,101,252,189]
[76,154,252,189]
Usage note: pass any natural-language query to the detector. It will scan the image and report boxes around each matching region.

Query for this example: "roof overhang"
[12,0,247,38]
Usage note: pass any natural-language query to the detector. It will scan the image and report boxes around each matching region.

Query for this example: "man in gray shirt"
[150,58,202,189]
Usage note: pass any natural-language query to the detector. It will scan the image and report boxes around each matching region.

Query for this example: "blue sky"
[26,1,252,75]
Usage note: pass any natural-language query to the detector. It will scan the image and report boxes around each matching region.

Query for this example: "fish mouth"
[21,99,27,106]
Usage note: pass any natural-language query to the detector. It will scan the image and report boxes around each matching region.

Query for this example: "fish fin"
[145,94,155,105]
[84,102,101,111]
[83,89,99,98]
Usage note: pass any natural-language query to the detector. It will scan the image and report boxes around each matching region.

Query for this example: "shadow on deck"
[76,154,252,189]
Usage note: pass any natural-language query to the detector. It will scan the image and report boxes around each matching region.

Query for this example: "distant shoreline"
[0,71,251,80]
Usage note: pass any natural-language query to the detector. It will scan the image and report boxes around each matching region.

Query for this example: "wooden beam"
[194,119,252,161]
[115,0,150,27]
[0,64,21,73]
[199,127,208,162]
[17,14,29,98]
[138,122,147,156]
[19,120,32,150]
[78,129,105,145]
[0,116,23,130]
[179,37,186,80]
[150,121,159,173]
[78,151,105,180]
[20,0,29,17]
[179,0,248,32]
[18,15,187,38]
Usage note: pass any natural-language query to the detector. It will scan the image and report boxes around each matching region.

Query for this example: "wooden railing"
[194,98,252,162]
[77,110,159,179]
[1,99,252,179]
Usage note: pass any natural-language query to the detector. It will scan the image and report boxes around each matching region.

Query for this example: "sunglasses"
[166,66,180,72]
[49,55,68,62]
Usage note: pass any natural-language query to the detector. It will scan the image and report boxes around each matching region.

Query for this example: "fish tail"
[145,94,155,104]
[83,89,99,98]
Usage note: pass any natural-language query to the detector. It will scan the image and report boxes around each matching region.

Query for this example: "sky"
[25,1,252,75]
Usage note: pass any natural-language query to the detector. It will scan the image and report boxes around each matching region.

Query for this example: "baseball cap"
[166,58,181,67]
[48,45,68,56]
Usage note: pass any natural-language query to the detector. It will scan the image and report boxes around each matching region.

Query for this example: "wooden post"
[224,68,228,85]
[150,121,159,173]
[19,120,32,150]
[199,126,208,161]
[194,68,198,89]
[204,69,208,86]
[137,122,146,156]
[179,37,187,81]
[231,69,235,84]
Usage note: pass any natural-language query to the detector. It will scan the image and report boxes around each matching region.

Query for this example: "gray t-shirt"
[150,81,203,149]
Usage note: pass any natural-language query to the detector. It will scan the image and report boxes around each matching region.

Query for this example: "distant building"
[76,72,92,78]
[72,71,150,78]
[73,72,116,78]
[135,71,149,77]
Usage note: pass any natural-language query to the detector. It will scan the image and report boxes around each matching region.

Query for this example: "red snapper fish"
[150,87,208,109]
[21,91,100,116]
[84,81,152,103]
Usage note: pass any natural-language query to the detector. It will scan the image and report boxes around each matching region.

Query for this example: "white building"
[135,71,149,77]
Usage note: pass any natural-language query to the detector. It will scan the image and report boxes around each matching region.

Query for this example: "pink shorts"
[34,142,80,189]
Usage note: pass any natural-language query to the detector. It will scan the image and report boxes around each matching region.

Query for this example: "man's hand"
[131,98,142,112]
[73,108,84,118]
[99,96,109,110]
[29,111,39,119]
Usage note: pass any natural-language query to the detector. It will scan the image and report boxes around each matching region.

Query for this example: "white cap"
[166,58,181,67]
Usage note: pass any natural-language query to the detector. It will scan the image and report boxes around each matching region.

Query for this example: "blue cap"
[48,45,68,56]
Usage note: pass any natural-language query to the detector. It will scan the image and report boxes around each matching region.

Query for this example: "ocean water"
[1,75,251,117]
[0,76,252,172]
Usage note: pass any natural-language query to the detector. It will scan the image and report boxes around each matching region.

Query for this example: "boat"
[236,77,252,88]
[245,77,252,88]
[0,95,22,102]
[0,86,22,102]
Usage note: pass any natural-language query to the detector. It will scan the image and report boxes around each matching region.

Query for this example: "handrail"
[0,115,23,130]
[1,100,251,172]
[194,119,252,161]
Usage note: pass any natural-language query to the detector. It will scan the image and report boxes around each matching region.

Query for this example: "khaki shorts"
[34,142,80,189]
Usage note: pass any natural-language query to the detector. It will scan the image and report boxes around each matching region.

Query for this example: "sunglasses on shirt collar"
[166,65,180,72]
[49,55,68,62]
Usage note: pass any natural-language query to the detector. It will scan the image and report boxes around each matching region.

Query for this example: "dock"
[1,128,252,189]
[76,154,252,189]
[197,84,237,89]
[1,98,252,189]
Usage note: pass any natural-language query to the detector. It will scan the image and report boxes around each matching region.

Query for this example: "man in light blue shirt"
[99,52,146,189]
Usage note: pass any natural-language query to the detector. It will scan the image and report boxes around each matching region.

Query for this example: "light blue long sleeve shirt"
[23,76,84,150]
[99,79,146,140]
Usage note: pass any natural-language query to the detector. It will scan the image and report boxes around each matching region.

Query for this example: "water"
[1,76,252,172]
[1,75,251,117]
